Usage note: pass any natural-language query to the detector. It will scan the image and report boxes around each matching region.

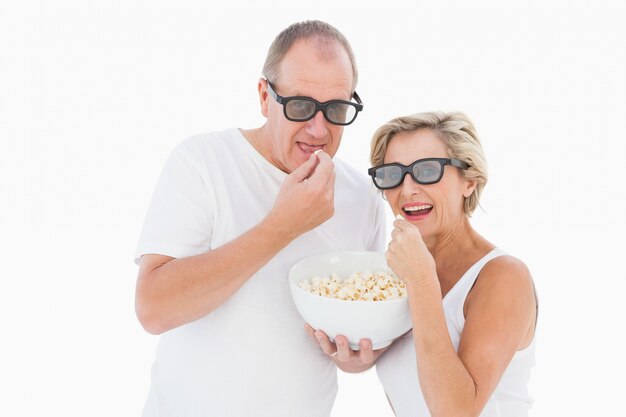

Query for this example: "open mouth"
[402,204,433,217]
[298,142,325,154]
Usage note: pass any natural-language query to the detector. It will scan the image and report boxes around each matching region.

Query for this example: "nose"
[399,172,422,195]
[304,111,329,138]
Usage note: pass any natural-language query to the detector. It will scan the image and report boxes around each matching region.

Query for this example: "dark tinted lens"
[374,165,404,188]
[285,99,316,120]
[325,102,356,124]
[414,160,442,183]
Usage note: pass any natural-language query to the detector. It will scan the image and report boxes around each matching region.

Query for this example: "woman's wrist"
[405,275,441,297]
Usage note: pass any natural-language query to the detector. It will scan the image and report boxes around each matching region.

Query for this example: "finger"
[313,162,336,192]
[314,330,338,356]
[385,250,395,269]
[288,152,320,183]
[393,214,406,230]
[358,339,374,364]
[304,323,319,344]
[371,344,391,362]
[307,151,334,186]
[326,168,336,189]
[322,171,336,207]
[315,149,331,163]
[390,227,401,241]
[335,335,353,362]
[385,247,391,259]
[374,344,392,356]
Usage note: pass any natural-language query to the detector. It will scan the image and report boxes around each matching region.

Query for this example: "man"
[135,20,386,417]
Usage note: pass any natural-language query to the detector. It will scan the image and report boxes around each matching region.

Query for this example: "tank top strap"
[443,248,508,331]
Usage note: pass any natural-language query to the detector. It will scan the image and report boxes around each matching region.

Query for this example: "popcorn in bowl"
[288,250,412,350]
[298,271,407,301]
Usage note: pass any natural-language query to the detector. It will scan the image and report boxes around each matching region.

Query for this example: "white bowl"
[288,250,412,350]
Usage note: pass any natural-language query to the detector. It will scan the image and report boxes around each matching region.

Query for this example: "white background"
[2,1,625,416]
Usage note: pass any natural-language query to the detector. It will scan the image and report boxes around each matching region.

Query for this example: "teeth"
[404,205,432,212]
[300,143,324,152]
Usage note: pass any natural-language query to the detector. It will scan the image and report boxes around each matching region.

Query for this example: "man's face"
[260,38,354,173]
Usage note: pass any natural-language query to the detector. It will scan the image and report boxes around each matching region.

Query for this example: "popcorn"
[298,270,406,301]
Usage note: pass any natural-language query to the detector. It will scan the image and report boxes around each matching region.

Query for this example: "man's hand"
[304,324,390,373]
[269,150,336,238]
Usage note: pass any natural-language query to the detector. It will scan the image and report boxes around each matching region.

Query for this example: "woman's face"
[383,129,475,240]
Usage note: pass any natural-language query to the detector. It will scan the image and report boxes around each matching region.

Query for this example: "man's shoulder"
[333,157,371,189]
[176,128,242,153]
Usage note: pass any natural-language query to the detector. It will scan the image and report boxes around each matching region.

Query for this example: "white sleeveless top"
[376,248,535,417]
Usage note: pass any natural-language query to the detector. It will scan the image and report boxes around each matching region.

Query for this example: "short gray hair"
[262,20,358,91]
[370,111,488,216]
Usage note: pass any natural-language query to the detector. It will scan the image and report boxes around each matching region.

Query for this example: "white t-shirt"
[376,248,535,417]
[135,128,386,417]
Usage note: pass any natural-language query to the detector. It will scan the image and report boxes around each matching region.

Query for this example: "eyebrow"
[279,82,352,101]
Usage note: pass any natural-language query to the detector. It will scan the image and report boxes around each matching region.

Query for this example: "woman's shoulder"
[467,252,537,350]
[482,253,531,283]
[466,253,535,309]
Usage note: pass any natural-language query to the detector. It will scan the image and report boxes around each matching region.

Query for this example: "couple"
[134,20,537,417]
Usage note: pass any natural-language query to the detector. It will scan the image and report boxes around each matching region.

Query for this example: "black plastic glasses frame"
[368,158,470,190]
[266,80,363,126]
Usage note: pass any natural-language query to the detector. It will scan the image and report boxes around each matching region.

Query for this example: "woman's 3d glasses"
[368,157,470,190]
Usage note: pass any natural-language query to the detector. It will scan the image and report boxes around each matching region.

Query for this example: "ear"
[463,178,477,198]
[258,78,269,118]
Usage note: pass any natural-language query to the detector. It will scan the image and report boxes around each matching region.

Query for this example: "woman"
[371,111,537,417]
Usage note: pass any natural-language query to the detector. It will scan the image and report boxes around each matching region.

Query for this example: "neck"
[425,218,467,258]
[241,125,280,168]
[425,218,492,281]
[240,126,266,155]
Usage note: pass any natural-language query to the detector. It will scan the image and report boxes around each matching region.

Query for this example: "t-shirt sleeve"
[134,145,215,264]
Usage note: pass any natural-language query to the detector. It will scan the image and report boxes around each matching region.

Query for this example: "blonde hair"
[370,111,488,216]
[262,20,358,91]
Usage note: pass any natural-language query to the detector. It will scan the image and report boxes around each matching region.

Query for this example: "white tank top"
[376,248,535,417]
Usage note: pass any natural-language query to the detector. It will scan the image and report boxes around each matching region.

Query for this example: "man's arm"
[136,151,336,334]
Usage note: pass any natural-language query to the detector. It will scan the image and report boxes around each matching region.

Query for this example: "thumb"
[287,152,320,183]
